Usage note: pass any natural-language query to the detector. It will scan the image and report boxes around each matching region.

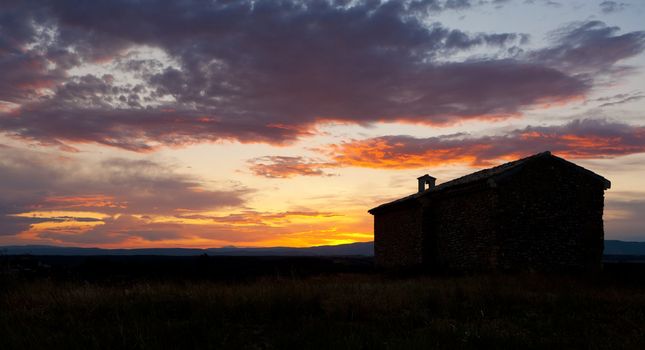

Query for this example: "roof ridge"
[368,151,610,214]
[429,151,552,191]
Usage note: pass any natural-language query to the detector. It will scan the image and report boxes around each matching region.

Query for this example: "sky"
[1,0,645,248]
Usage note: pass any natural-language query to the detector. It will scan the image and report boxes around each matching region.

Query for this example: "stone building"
[368,152,611,272]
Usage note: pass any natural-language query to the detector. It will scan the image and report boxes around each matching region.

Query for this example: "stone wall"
[374,203,424,268]
[494,157,605,272]
[421,185,500,271]
[374,156,607,272]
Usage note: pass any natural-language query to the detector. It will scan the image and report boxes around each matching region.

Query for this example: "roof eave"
[603,179,611,190]
[368,196,419,215]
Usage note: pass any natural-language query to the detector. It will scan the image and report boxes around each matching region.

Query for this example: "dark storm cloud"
[0,1,644,151]
[0,146,250,236]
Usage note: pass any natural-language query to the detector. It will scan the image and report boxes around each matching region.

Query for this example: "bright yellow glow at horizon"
[1,0,645,250]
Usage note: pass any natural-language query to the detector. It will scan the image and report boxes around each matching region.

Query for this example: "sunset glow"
[2,0,645,248]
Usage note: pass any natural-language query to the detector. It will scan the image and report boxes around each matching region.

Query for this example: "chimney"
[417,174,436,193]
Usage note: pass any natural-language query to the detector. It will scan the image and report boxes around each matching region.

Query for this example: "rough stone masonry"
[369,152,611,272]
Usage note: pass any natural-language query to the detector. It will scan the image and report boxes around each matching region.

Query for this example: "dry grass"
[2,273,645,349]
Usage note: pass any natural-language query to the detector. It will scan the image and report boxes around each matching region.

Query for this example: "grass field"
[2,271,645,349]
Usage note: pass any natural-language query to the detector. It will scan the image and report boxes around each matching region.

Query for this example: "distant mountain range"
[1,240,645,256]
[0,241,375,256]
[604,240,645,255]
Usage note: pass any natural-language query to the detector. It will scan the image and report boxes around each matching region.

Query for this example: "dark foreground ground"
[2,255,645,349]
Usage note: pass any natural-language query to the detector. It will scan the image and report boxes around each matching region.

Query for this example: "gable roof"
[368,151,611,214]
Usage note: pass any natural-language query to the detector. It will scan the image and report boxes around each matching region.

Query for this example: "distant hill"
[2,240,644,256]
[0,241,375,256]
[604,240,645,255]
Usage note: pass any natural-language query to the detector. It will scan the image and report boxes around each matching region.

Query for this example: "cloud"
[0,212,54,237]
[181,210,340,223]
[323,119,645,169]
[2,2,643,151]
[245,119,645,175]
[599,1,627,14]
[247,156,336,178]
[0,146,250,236]
[593,92,645,108]
[0,146,369,247]
[38,215,186,245]
[528,21,645,75]
[34,209,364,247]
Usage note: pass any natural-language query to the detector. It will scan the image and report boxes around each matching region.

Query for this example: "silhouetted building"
[368,152,611,272]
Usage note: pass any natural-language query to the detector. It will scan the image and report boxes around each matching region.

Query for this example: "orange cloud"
[326,140,490,169]
[0,145,367,249]
[177,210,342,226]
[14,210,372,249]
[246,120,645,176]
[323,119,645,169]
[34,195,127,209]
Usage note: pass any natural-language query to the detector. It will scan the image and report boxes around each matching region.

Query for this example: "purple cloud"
[0,145,250,236]
[0,2,644,151]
